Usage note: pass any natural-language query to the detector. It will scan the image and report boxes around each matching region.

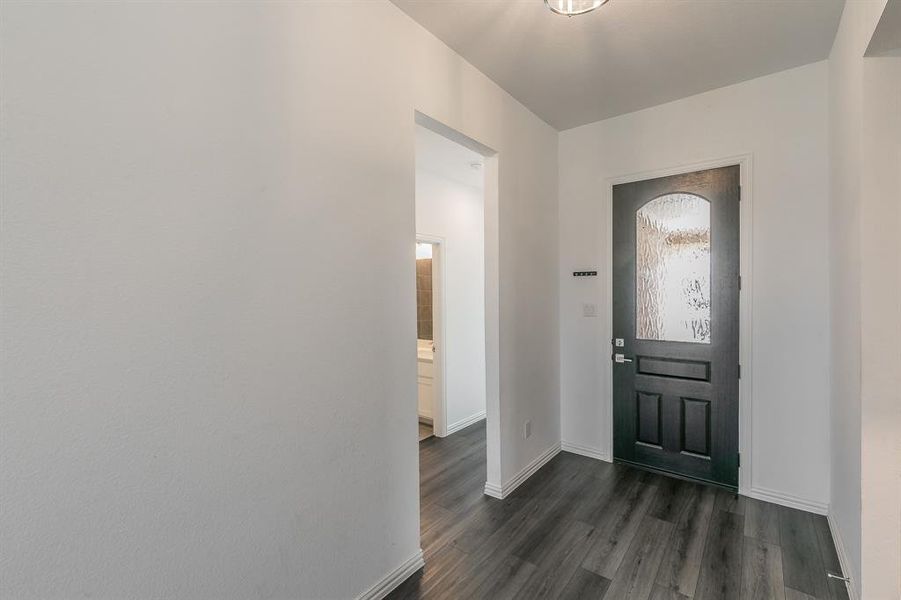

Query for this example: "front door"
[612,166,740,489]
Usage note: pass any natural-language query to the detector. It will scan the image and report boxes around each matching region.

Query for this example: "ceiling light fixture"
[544,0,609,17]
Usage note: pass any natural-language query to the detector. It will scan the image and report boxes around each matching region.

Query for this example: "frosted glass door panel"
[636,193,711,343]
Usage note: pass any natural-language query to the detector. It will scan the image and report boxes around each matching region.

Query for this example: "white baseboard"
[483,442,561,499]
[827,512,859,600]
[561,441,611,462]
[483,480,504,499]
[554,445,828,517]
[745,486,829,515]
[446,410,486,435]
[355,549,424,600]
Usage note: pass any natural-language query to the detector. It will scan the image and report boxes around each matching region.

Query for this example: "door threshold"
[613,457,737,493]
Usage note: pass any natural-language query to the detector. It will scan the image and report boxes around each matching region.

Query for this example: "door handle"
[613,354,634,363]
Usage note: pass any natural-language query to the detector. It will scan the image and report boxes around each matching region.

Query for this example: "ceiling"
[392,0,845,130]
[866,0,901,57]
[416,124,485,190]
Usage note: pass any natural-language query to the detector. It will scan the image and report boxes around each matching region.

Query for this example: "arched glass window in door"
[636,193,711,343]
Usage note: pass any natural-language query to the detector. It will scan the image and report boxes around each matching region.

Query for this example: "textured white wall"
[558,62,831,509]
[828,3,887,596]
[0,2,558,598]
[828,1,899,596]
[828,6,868,594]
[859,55,901,600]
[415,168,487,431]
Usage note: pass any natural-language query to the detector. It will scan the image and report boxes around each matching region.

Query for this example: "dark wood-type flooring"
[389,422,849,600]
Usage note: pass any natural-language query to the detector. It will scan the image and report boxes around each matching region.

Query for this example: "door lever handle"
[613,354,634,363]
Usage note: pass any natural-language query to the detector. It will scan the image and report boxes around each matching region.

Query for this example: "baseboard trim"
[355,549,424,600]
[483,442,561,499]
[446,410,486,436]
[827,512,859,600]
[561,441,611,462]
[483,481,504,499]
[746,486,828,515]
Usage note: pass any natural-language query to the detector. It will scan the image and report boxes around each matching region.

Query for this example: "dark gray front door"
[612,166,740,489]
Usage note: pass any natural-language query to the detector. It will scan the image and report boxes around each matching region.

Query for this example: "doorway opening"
[415,238,440,441]
[412,112,501,561]
[414,124,487,440]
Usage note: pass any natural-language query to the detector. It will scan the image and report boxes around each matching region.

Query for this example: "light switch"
[582,303,597,317]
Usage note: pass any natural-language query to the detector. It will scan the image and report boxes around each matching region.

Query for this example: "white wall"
[828,4,872,592]
[415,156,487,431]
[828,1,900,597]
[558,62,831,510]
[0,2,558,599]
[859,55,901,600]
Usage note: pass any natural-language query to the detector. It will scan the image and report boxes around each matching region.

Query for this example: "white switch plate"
[582,303,597,317]
[523,420,531,439]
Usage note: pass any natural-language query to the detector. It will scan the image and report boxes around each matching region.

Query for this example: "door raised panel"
[637,356,710,381]
[636,392,662,447]
[681,397,711,457]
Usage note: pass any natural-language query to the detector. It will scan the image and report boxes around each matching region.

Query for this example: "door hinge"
[737,452,741,468]
[738,364,741,379]
[738,275,742,290]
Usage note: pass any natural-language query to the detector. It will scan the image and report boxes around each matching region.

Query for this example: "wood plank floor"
[388,422,849,600]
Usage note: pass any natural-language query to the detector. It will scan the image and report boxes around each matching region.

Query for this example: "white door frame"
[416,234,447,437]
[603,154,754,494]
